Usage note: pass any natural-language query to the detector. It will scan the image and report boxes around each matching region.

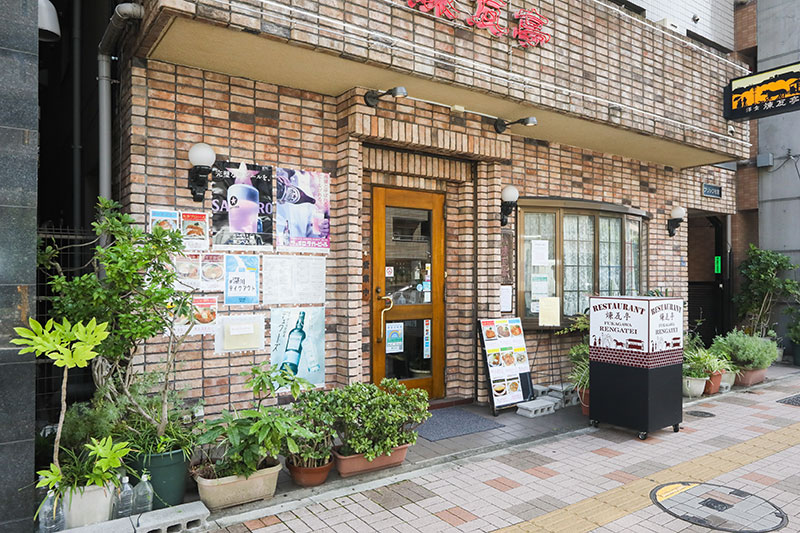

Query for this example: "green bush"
[788,320,800,345]
[709,329,779,370]
[329,379,431,461]
[567,359,589,390]
[285,389,336,468]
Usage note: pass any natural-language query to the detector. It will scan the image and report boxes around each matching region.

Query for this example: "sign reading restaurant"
[406,0,551,48]
[724,61,800,121]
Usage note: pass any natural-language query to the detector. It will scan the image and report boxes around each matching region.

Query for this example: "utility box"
[588,296,683,440]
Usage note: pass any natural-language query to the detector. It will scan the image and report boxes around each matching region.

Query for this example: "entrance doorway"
[371,188,445,398]
[688,215,728,345]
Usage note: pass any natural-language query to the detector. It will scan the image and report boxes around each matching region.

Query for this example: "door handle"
[376,295,394,343]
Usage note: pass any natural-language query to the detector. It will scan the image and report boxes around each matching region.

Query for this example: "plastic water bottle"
[132,474,154,514]
[117,476,134,518]
[38,489,65,532]
[110,474,121,519]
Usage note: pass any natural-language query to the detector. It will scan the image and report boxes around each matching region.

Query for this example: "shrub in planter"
[567,359,590,416]
[285,389,336,487]
[710,329,778,386]
[192,365,313,510]
[329,379,431,477]
[682,350,708,398]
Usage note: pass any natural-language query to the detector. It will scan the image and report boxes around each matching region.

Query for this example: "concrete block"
[538,395,562,410]
[133,501,209,533]
[548,382,575,393]
[64,517,135,533]
[531,384,549,398]
[516,399,555,418]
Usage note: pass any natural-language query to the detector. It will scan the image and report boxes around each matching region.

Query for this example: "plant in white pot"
[192,365,313,510]
[682,349,708,398]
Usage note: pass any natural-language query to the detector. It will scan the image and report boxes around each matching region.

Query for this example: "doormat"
[417,407,504,442]
[777,394,800,406]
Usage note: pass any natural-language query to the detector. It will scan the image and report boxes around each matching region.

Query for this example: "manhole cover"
[686,410,716,418]
[777,394,800,406]
[651,482,788,532]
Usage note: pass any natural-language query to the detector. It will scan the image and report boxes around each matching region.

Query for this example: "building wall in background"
[0,0,38,530]
[624,0,735,50]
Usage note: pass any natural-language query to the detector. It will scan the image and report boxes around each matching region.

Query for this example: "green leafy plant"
[709,329,779,370]
[193,365,313,479]
[682,349,709,379]
[556,312,590,372]
[567,358,589,391]
[329,379,431,461]
[733,244,800,337]
[788,319,800,345]
[285,389,336,469]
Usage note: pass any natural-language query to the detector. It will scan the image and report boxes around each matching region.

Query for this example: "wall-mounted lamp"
[38,0,61,41]
[494,116,537,134]
[187,143,216,202]
[500,185,520,226]
[667,206,686,237]
[364,86,408,107]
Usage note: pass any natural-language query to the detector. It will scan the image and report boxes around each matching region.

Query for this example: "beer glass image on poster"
[275,167,330,252]
[270,307,325,387]
[211,161,273,250]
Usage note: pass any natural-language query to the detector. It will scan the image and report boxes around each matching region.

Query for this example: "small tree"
[733,244,800,337]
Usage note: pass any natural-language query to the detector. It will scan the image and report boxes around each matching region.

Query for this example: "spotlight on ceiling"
[494,116,537,134]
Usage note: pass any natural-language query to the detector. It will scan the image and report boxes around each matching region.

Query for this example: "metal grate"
[35,227,98,426]
[777,394,800,407]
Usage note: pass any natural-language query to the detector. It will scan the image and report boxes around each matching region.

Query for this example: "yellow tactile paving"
[496,420,800,533]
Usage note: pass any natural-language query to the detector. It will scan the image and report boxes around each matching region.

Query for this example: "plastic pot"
[682,376,707,398]
[130,449,189,509]
[63,483,113,529]
[719,371,736,388]
[195,462,282,511]
[287,459,334,487]
[704,371,723,395]
[734,368,767,387]
[333,444,410,478]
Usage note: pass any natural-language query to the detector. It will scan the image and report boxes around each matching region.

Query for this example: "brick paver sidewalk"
[213,375,800,533]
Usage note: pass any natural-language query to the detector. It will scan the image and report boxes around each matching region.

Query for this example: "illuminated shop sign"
[724,61,800,121]
[406,0,551,48]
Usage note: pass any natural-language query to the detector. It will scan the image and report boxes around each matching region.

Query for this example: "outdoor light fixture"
[187,143,216,202]
[364,86,408,107]
[494,116,537,134]
[667,206,686,237]
[39,0,61,42]
[500,185,520,226]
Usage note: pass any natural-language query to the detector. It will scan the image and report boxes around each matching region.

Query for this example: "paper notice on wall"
[172,296,217,337]
[181,212,210,251]
[199,254,225,291]
[530,240,550,266]
[538,297,561,327]
[423,319,431,359]
[500,285,513,313]
[224,254,260,305]
[385,322,404,354]
[150,209,179,233]
[263,255,326,305]
[173,253,201,291]
[531,275,549,297]
[215,314,265,353]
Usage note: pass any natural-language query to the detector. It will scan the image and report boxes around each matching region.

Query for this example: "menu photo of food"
[200,253,224,291]
[492,378,508,398]
[481,320,498,343]
[487,350,502,368]
[181,212,210,251]
[173,253,201,291]
[500,348,516,368]
[509,321,523,337]
[150,209,179,233]
[174,296,218,336]
[496,323,511,338]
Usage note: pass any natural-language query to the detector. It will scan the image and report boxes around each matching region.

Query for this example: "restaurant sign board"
[724,61,800,121]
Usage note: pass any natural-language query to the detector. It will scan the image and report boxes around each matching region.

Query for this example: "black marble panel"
[0,126,38,207]
[0,47,38,131]
[0,439,34,524]
[0,0,37,54]
[0,361,34,443]
[0,206,36,285]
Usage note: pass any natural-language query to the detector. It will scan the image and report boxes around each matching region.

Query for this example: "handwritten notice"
[224,254,260,306]
[538,297,561,327]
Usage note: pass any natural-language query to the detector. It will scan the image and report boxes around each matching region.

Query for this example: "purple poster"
[274,167,330,252]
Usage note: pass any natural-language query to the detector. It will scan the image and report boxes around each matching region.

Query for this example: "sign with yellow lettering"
[724,61,800,121]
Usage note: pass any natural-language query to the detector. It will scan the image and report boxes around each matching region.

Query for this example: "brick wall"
[734,0,757,52]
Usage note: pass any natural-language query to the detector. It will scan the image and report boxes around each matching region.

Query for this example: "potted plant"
[328,379,430,478]
[568,358,590,416]
[192,365,312,510]
[12,318,132,528]
[558,312,590,414]
[682,349,708,398]
[709,329,779,386]
[285,389,336,487]
[788,318,800,366]
[40,198,198,508]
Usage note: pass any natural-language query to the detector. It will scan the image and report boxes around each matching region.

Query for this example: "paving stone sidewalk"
[212,369,800,533]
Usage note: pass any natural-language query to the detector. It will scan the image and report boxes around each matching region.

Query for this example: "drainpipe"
[72,0,81,229]
[97,3,144,201]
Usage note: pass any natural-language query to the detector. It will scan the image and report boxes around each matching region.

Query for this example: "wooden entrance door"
[371,188,445,398]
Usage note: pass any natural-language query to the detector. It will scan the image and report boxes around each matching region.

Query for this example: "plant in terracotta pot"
[284,389,336,487]
[329,379,431,478]
[568,358,590,416]
[709,329,778,386]
[192,364,313,510]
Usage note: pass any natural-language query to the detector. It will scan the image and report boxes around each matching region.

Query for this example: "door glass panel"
[385,207,432,306]
[385,319,432,380]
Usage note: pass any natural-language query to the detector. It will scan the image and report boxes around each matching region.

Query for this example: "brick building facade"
[111,0,749,408]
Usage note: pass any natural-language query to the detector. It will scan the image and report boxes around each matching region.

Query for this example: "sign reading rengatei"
[724,61,800,121]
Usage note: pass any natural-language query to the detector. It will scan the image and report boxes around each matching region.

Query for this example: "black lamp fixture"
[667,206,686,237]
[364,86,408,107]
[494,116,537,134]
[500,185,520,226]
[187,143,216,202]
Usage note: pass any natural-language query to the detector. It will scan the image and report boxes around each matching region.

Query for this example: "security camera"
[727,125,736,136]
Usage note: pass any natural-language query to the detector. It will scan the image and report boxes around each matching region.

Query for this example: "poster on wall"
[199,253,224,291]
[181,212,210,251]
[262,255,326,305]
[211,162,273,250]
[214,313,266,353]
[150,209,179,233]
[385,322,404,354]
[174,296,217,336]
[224,254,260,306]
[479,317,529,408]
[270,307,325,388]
[173,253,201,291]
[275,167,330,252]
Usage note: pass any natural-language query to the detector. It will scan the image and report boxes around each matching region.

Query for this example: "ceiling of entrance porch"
[149,17,738,170]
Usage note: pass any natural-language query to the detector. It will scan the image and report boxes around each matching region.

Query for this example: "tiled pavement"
[211,366,800,533]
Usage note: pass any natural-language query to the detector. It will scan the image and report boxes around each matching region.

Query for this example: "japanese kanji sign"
[724,61,800,121]
[407,0,551,48]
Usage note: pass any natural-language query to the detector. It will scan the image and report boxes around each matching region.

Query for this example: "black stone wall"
[0,0,38,530]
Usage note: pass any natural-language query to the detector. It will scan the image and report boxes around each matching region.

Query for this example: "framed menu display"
[478,317,533,415]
